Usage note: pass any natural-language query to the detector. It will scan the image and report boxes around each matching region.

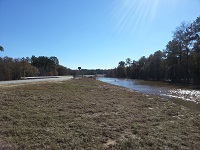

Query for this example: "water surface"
[97,77,200,111]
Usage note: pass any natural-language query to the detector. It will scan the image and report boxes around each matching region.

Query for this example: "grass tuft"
[0,78,199,149]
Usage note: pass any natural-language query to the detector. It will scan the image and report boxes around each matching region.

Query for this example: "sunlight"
[111,0,160,33]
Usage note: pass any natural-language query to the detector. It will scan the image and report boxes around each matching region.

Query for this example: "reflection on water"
[97,77,200,111]
[163,89,200,104]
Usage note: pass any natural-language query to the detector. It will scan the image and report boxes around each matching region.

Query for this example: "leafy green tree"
[57,65,72,76]
[138,56,147,79]
[31,56,59,76]
[152,50,165,80]
[106,68,117,78]
[0,46,4,51]
[173,22,195,84]
[50,56,59,66]
[103,15,200,85]
[130,60,138,79]
[116,66,126,78]
[126,66,132,78]
[189,16,200,84]
[118,61,125,67]
[125,58,132,78]
[125,58,132,66]
[165,40,180,82]
[3,57,14,80]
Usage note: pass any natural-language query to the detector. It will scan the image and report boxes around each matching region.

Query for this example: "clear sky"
[0,0,199,69]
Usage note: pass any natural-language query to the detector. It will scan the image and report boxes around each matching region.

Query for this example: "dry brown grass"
[0,78,199,149]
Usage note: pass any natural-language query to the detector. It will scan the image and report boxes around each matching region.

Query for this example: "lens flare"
[111,0,160,33]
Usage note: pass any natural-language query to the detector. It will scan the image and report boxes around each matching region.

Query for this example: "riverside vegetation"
[107,16,200,85]
[0,78,199,149]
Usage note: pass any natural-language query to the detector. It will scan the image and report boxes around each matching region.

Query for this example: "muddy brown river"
[97,77,200,111]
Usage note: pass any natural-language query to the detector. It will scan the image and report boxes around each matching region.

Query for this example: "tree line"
[0,54,74,81]
[79,69,108,75]
[106,16,200,85]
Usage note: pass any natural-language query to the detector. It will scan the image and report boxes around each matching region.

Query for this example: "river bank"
[97,77,200,111]
[0,78,199,149]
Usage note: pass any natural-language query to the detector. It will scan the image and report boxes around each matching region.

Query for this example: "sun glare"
[111,0,160,33]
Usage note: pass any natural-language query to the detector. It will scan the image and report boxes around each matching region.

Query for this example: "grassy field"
[0,78,199,149]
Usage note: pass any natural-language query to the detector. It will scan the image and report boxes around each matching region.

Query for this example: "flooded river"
[97,77,200,111]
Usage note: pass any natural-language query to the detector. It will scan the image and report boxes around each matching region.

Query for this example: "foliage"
[57,65,72,76]
[0,55,73,81]
[106,15,200,85]
[0,57,38,80]
[0,46,4,51]
[30,56,58,76]
[118,61,125,67]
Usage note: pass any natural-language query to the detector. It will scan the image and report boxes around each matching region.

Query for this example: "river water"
[97,77,200,111]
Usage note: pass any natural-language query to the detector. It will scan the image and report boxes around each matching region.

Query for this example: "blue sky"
[0,0,199,69]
